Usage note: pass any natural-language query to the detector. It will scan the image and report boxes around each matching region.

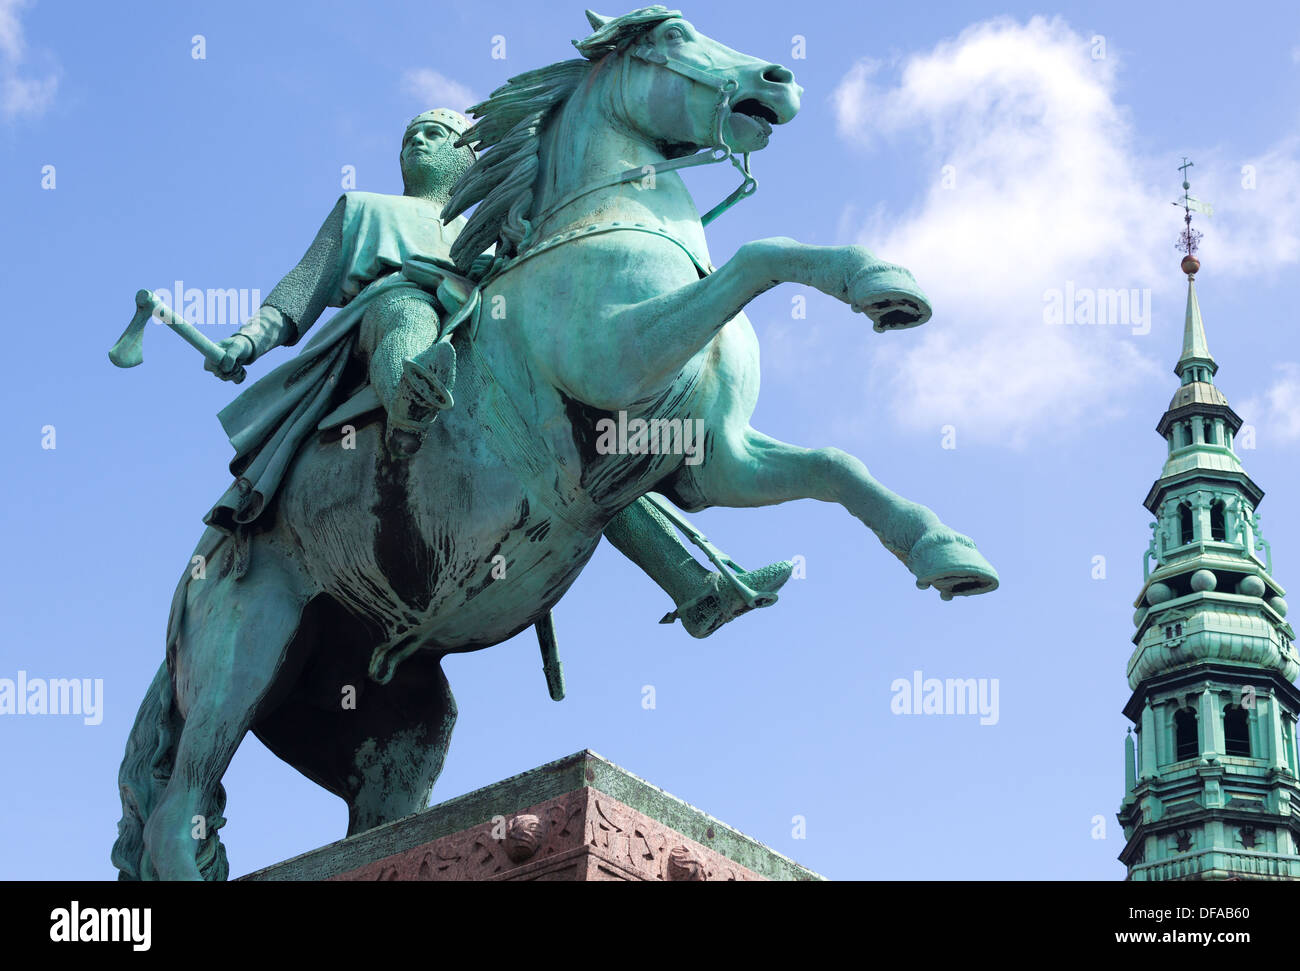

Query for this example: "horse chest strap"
[510,222,713,279]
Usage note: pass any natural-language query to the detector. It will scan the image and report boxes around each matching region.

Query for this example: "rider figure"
[204,107,792,639]
[208,108,472,458]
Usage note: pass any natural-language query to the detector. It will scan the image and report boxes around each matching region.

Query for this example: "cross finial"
[1173,157,1212,272]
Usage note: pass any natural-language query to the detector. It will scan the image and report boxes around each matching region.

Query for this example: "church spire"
[1173,159,1217,384]
[1177,276,1217,382]
[1117,159,1299,882]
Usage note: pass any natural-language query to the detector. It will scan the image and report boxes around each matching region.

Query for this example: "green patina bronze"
[111,6,998,881]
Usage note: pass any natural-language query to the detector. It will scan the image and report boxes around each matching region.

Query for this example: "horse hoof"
[847,263,932,332]
[906,530,999,600]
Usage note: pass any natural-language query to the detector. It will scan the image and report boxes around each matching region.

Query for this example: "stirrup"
[659,560,794,639]
[641,492,774,609]
[385,342,457,458]
[402,343,456,412]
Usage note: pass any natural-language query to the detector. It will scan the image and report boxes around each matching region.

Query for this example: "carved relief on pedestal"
[328,786,765,881]
[585,794,757,881]
[330,790,585,881]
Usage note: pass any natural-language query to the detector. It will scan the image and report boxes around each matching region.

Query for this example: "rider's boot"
[385,339,456,458]
[602,497,794,639]
[659,559,794,638]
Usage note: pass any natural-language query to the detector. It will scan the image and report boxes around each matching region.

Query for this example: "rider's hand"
[205,335,254,381]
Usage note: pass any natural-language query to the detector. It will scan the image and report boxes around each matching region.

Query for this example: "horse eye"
[664,26,684,42]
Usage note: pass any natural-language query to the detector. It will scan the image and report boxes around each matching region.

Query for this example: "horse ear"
[585,9,611,29]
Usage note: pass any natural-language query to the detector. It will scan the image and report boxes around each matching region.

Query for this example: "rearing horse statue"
[113,5,998,881]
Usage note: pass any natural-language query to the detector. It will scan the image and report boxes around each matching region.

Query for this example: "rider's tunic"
[203,192,465,534]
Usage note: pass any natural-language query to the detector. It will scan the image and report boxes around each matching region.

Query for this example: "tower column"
[1202,688,1223,758]
[1140,700,1158,778]
[1265,692,1289,771]
[1125,730,1137,793]
[1226,499,1243,552]
[1193,492,1212,544]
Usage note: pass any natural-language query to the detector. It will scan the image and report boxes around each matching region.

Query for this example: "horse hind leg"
[254,642,458,836]
[142,551,309,880]
[342,652,457,835]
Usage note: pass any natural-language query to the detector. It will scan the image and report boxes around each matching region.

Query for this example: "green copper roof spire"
[1177,276,1217,381]
[1173,158,1217,383]
[1118,160,1299,882]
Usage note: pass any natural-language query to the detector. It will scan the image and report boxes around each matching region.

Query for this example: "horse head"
[582,7,802,157]
[444,6,803,267]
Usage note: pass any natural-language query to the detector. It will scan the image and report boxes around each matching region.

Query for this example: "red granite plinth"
[329,787,763,882]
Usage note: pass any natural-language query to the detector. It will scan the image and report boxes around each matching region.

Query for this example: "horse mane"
[441,5,682,271]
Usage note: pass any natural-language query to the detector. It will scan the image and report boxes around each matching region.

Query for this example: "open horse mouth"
[730,98,780,137]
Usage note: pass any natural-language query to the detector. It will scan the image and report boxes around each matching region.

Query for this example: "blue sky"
[3,0,1298,880]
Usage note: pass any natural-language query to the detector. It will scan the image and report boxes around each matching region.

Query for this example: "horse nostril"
[762,64,795,84]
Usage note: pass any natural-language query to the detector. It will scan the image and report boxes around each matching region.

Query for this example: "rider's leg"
[361,290,451,457]
[604,496,793,639]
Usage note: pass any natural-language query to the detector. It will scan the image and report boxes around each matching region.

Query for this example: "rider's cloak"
[202,192,465,535]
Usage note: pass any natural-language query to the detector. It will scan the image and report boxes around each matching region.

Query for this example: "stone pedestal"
[241,750,821,881]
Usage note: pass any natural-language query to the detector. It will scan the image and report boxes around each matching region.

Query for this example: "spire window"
[1210,500,1226,542]
[1175,708,1199,761]
[1224,705,1251,757]
[1179,503,1194,546]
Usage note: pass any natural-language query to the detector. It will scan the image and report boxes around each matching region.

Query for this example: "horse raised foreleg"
[679,426,998,599]
[565,237,929,407]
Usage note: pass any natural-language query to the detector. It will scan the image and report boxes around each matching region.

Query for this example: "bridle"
[526,42,759,235]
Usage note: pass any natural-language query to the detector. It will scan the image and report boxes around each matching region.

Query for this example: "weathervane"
[1174,157,1213,271]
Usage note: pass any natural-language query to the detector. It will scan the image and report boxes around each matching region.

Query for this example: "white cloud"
[0,0,56,121]
[401,68,478,113]
[3,70,53,117]
[1240,363,1300,444]
[831,16,1298,447]
[0,0,25,61]
[1197,139,1300,279]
